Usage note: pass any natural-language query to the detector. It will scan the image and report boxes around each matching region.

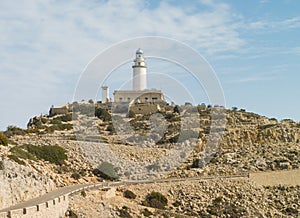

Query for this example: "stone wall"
[0,184,103,218]
[0,195,69,218]
[130,103,161,114]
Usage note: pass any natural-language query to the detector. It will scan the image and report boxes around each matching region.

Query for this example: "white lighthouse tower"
[132,48,147,91]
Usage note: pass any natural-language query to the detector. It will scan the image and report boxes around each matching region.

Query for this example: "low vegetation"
[24,144,67,164]
[200,196,247,217]
[141,208,153,217]
[10,146,37,161]
[258,124,277,130]
[9,144,67,165]
[4,126,26,137]
[95,107,111,122]
[0,160,4,170]
[0,132,8,146]
[7,154,26,165]
[118,206,132,218]
[93,162,119,180]
[142,192,168,209]
[123,190,136,199]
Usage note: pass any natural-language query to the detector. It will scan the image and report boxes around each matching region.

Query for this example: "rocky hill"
[0,102,299,216]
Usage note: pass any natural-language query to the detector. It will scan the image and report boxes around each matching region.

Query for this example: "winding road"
[1,169,298,214]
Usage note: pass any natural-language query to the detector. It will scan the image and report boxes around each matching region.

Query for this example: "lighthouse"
[112,49,165,104]
[132,48,147,91]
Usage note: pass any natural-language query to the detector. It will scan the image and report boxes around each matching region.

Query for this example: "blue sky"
[0,0,300,130]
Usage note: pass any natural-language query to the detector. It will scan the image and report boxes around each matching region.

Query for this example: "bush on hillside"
[22,144,67,165]
[8,154,25,165]
[71,172,81,180]
[50,119,62,125]
[94,161,119,180]
[95,107,111,122]
[4,126,26,137]
[52,114,73,122]
[118,207,132,218]
[106,123,116,134]
[0,132,8,146]
[142,208,153,217]
[127,110,136,118]
[0,160,4,170]
[123,190,136,199]
[10,146,37,161]
[142,192,168,209]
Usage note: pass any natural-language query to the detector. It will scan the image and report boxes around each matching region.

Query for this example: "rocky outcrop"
[0,157,55,210]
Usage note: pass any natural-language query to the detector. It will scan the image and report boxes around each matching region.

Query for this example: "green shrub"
[25,128,40,134]
[192,158,205,168]
[56,165,69,174]
[27,117,43,129]
[81,189,87,197]
[106,123,116,134]
[258,124,277,130]
[206,197,247,217]
[143,192,168,209]
[22,144,67,165]
[8,154,26,165]
[0,160,4,170]
[123,190,136,199]
[61,114,72,122]
[50,119,62,125]
[128,110,136,118]
[95,162,119,180]
[40,117,48,124]
[52,114,73,123]
[4,126,26,137]
[48,123,73,132]
[95,107,111,122]
[10,146,37,161]
[71,172,81,180]
[118,207,132,218]
[142,208,153,217]
[67,210,78,218]
[168,134,179,143]
[79,169,87,177]
[165,113,180,122]
[285,207,298,216]
[0,132,8,146]
[173,105,181,114]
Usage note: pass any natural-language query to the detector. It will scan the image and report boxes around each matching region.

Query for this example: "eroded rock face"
[0,157,55,210]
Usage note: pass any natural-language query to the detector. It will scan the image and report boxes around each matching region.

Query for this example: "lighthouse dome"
[136,48,143,55]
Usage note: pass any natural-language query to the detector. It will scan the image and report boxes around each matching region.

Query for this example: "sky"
[0,0,300,130]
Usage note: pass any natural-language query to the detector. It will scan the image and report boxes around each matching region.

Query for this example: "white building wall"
[113,91,164,103]
[133,67,147,91]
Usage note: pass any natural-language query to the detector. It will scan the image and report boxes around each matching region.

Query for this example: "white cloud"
[0,0,245,129]
[247,16,300,30]
[226,75,275,84]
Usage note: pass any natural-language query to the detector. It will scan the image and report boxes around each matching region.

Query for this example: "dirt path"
[250,169,300,186]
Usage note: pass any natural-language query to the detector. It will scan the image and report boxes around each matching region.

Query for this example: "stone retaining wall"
[0,184,104,218]
[0,195,69,218]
